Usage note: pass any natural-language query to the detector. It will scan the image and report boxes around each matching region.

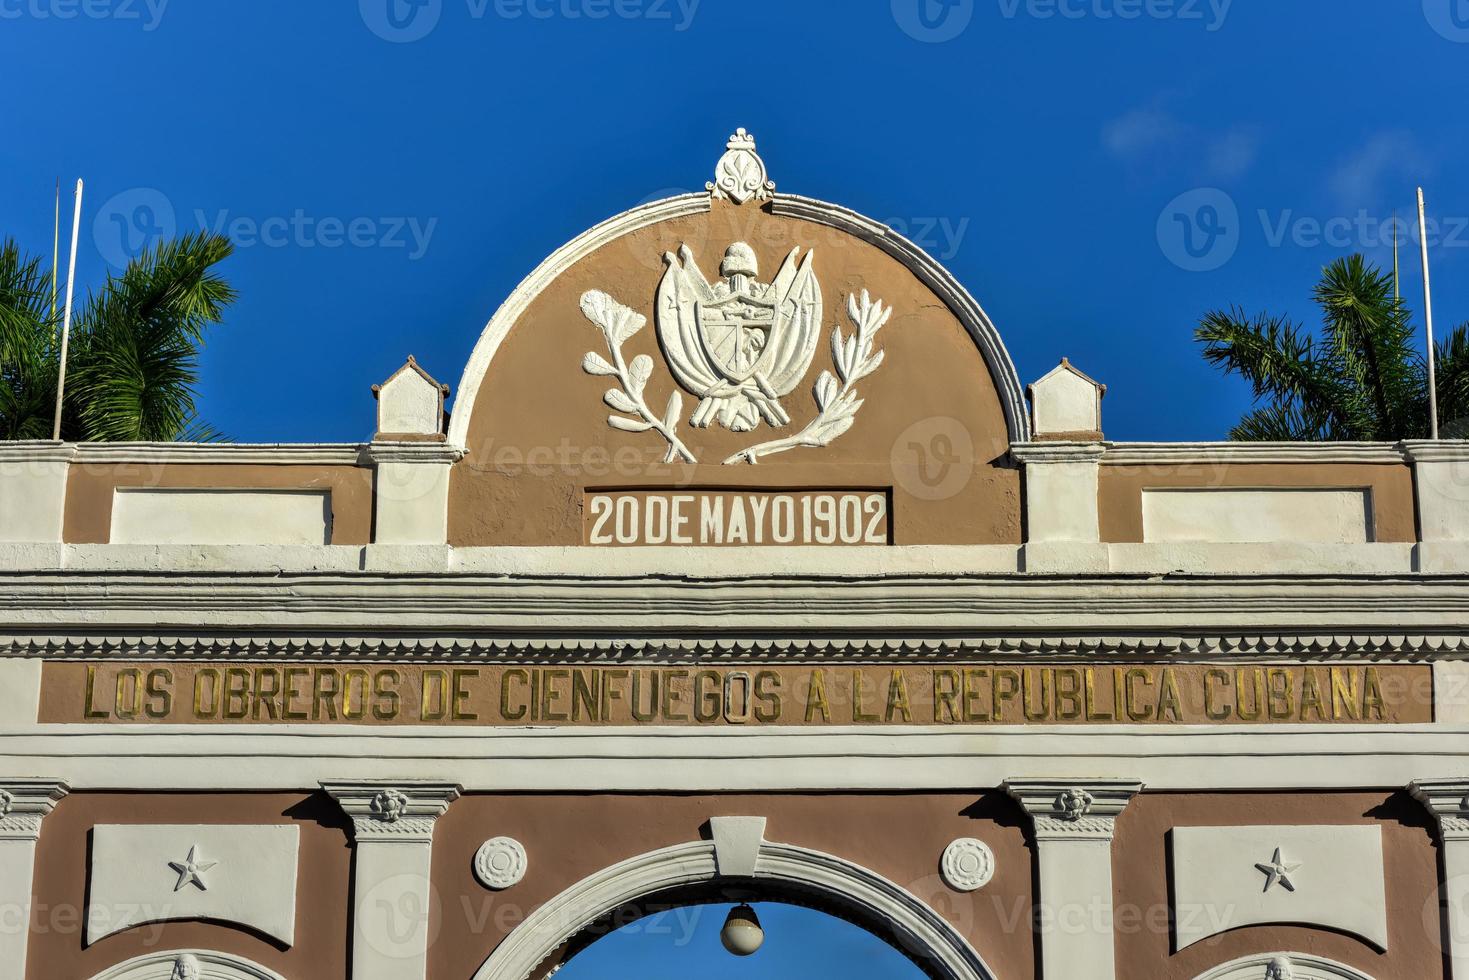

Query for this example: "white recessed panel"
[111,489,331,545]
[1171,825,1387,952]
[88,824,300,945]
[1142,489,1371,544]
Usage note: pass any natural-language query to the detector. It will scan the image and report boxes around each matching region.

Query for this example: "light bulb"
[720,903,764,956]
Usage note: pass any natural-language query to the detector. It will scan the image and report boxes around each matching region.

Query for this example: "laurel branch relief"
[578,244,889,466]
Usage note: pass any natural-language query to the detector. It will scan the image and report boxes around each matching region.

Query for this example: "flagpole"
[1418,187,1439,440]
[1393,211,1400,303]
[51,178,60,325]
[51,179,84,442]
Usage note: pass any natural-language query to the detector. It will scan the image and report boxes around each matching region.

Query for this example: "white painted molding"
[1411,778,1469,977]
[1190,953,1377,979]
[0,441,77,464]
[1402,440,1469,464]
[362,441,465,465]
[1004,778,1141,980]
[769,194,1029,443]
[939,838,995,892]
[710,816,766,877]
[0,777,67,841]
[321,779,461,843]
[83,950,288,980]
[1009,442,1108,464]
[1103,442,1408,465]
[73,443,368,465]
[448,186,1030,448]
[1411,778,1469,840]
[323,779,461,980]
[6,727,1469,793]
[1004,778,1142,840]
[473,837,528,890]
[87,824,301,946]
[470,837,998,980]
[0,778,67,980]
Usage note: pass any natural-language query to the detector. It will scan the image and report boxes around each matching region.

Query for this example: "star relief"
[1254,846,1302,893]
[168,844,218,892]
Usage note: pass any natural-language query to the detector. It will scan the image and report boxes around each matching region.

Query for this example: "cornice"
[0,441,76,463]
[320,779,461,843]
[1009,441,1106,464]
[1100,441,1408,466]
[4,573,1469,646]
[71,443,368,466]
[3,631,1467,662]
[363,441,467,465]
[1401,440,1469,464]
[1409,779,1469,840]
[0,778,69,841]
[1003,778,1143,841]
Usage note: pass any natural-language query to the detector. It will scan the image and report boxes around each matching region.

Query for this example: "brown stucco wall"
[449,201,1021,547]
[1099,463,1417,543]
[25,792,352,980]
[27,790,1441,979]
[62,464,374,544]
[1113,791,1447,979]
[428,791,1036,980]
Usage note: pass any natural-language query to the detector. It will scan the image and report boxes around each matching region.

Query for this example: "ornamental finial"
[708,128,775,205]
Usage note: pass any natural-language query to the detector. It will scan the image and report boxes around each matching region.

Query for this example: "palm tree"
[0,232,235,441]
[1197,254,1469,440]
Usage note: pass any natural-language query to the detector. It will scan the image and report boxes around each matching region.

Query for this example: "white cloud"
[1204,127,1260,181]
[1102,106,1259,182]
[1327,131,1431,206]
[1102,108,1183,159]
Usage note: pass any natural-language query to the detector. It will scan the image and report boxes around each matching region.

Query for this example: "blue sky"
[2,0,1466,445]
[556,902,927,979]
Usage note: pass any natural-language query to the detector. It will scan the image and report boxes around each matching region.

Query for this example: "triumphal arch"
[3,131,1469,980]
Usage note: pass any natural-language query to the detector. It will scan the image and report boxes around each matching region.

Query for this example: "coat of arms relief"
[579,130,891,465]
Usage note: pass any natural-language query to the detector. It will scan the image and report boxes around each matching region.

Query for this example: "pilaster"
[0,778,69,980]
[323,779,462,980]
[1004,777,1142,980]
[1411,778,1469,977]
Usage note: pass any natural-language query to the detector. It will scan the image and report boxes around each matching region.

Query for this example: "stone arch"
[446,192,1030,449]
[86,950,288,980]
[470,837,999,980]
[1191,952,1378,979]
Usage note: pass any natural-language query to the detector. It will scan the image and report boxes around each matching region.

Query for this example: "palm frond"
[1195,307,1363,436]
[1314,255,1418,437]
[66,232,235,442]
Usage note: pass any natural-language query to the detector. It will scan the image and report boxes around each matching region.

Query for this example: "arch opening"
[552,892,931,980]
[470,839,998,980]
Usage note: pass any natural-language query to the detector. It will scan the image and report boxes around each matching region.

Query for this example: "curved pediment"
[446,131,1027,547]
